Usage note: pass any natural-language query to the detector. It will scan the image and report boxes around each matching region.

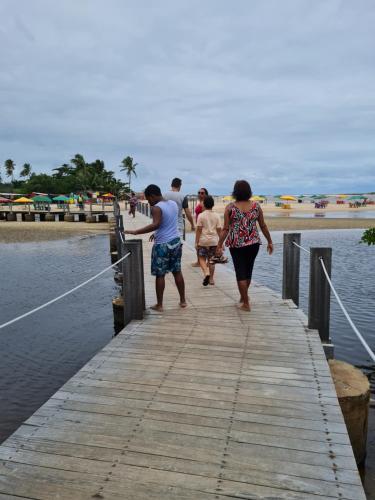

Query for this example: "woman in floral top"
[216,180,273,311]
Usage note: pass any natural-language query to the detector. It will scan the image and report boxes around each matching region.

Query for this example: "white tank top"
[154,200,180,244]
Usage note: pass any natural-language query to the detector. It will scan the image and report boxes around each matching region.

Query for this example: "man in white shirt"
[164,178,195,236]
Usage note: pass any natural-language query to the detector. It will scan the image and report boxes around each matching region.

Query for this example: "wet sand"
[0,221,109,243]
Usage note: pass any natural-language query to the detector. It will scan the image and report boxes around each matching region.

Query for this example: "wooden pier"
[0,212,366,499]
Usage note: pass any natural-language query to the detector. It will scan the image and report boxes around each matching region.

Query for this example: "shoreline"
[0,221,109,243]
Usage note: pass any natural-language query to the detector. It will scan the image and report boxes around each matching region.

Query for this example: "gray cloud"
[0,0,374,194]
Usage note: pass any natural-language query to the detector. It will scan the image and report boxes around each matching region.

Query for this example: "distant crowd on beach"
[125,178,273,313]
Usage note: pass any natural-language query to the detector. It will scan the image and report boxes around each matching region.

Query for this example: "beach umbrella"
[280,195,297,201]
[0,196,10,203]
[102,192,114,198]
[53,195,70,202]
[32,195,52,203]
[337,194,347,198]
[251,195,265,201]
[223,195,233,201]
[348,195,366,200]
[14,197,33,203]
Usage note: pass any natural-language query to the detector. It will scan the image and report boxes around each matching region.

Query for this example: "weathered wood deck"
[0,213,366,499]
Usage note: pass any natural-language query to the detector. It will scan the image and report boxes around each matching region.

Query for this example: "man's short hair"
[171,178,182,188]
[144,184,162,197]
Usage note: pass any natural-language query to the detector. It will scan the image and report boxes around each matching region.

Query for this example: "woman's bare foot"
[209,280,215,286]
[150,304,163,312]
[237,303,251,311]
[191,262,200,267]
[179,301,188,308]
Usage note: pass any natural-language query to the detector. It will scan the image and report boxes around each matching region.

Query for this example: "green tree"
[4,159,15,183]
[120,156,138,191]
[20,163,32,179]
[361,228,375,245]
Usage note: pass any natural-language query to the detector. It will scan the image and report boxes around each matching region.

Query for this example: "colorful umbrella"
[280,195,297,201]
[102,193,114,198]
[0,196,10,203]
[251,195,265,201]
[348,195,366,200]
[14,197,33,203]
[222,195,233,201]
[33,195,52,203]
[53,195,70,202]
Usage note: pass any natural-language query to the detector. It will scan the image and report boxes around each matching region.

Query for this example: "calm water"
[0,229,374,496]
[0,234,118,441]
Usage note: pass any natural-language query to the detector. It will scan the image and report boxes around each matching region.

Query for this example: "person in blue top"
[125,184,187,312]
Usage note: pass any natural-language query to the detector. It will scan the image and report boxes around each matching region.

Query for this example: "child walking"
[195,195,222,286]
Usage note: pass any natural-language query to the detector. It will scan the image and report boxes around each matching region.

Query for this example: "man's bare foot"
[150,304,163,312]
[179,301,188,308]
[237,303,251,311]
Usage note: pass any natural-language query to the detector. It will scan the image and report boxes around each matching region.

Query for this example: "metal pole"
[308,247,332,343]
[282,233,301,306]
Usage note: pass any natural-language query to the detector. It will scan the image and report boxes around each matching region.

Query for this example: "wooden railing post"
[282,233,301,306]
[308,247,332,344]
[122,239,144,325]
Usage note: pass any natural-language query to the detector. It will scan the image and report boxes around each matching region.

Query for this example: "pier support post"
[308,247,333,354]
[122,239,145,326]
[282,233,301,306]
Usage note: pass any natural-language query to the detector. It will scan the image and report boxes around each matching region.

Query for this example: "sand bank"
[0,221,109,243]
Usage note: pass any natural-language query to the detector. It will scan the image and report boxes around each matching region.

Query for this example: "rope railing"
[0,251,131,331]
[291,239,375,362]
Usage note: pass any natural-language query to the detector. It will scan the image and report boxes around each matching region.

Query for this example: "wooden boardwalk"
[0,213,366,499]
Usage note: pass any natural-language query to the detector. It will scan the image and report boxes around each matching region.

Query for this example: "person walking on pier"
[128,191,138,218]
[164,178,195,237]
[191,187,208,267]
[125,184,187,311]
[195,195,221,286]
[216,180,273,311]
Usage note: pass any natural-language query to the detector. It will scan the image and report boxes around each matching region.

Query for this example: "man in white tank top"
[125,184,187,311]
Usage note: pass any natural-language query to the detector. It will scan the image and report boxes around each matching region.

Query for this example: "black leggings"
[229,243,260,281]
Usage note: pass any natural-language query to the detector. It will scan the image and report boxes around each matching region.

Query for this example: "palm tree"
[120,156,138,191]
[4,159,15,183]
[20,163,32,179]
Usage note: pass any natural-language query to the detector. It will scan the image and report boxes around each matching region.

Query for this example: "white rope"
[292,241,311,254]
[319,257,375,363]
[119,230,125,243]
[0,252,131,331]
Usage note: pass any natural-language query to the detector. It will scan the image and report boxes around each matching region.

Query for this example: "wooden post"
[282,233,301,306]
[308,247,332,343]
[122,240,144,325]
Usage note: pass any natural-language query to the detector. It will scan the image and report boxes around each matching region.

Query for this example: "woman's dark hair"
[232,180,252,201]
[144,184,162,197]
[131,191,135,196]
[203,195,214,209]
[198,187,208,195]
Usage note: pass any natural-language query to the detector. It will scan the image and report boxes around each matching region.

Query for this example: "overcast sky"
[1,0,374,194]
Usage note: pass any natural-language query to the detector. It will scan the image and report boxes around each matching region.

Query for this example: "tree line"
[0,155,138,196]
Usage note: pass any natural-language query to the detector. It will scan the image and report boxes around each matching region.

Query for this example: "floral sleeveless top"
[226,202,261,248]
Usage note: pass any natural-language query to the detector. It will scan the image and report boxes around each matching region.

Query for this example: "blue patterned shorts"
[151,237,182,277]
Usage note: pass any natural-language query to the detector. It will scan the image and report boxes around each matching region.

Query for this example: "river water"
[0,229,374,496]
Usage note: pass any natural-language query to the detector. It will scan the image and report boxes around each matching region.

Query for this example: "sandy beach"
[0,221,109,243]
